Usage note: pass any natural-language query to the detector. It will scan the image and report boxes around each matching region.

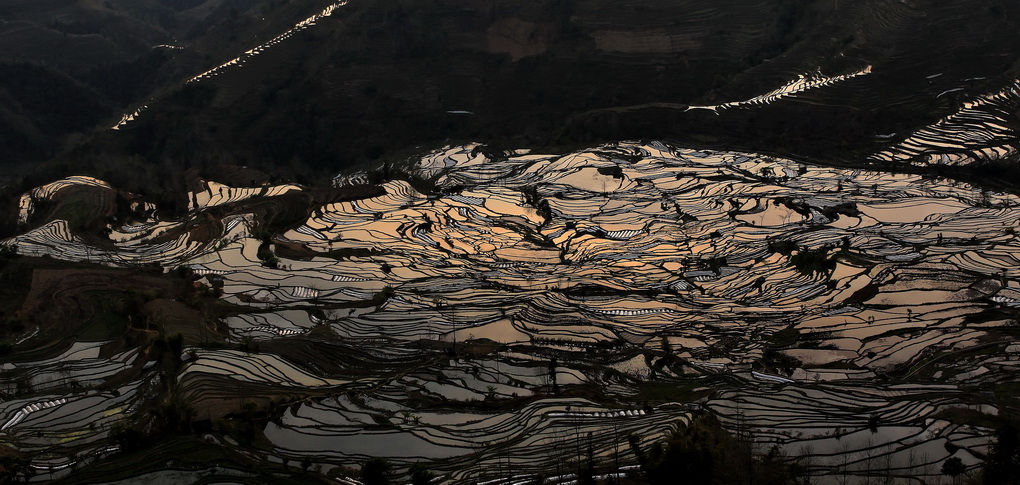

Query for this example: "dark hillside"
[3,0,1020,219]
[0,0,337,168]
[44,0,1020,192]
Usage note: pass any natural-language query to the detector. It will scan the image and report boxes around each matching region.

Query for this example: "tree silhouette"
[942,456,965,485]
[361,457,391,485]
[983,421,1020,485]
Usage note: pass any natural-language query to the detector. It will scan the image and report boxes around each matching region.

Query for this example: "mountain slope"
[5,0,1020,225]
[0,0,339,168]
[54,1,1020,179]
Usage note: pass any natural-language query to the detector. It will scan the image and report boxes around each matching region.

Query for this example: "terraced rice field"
[870,80,1020,167]
[4,142,1020,481]
[111,1,349,132]
[687,65,873,113]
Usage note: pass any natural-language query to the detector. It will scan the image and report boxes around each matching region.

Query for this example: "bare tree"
[796,444,815,485]
[830,439,855,485]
